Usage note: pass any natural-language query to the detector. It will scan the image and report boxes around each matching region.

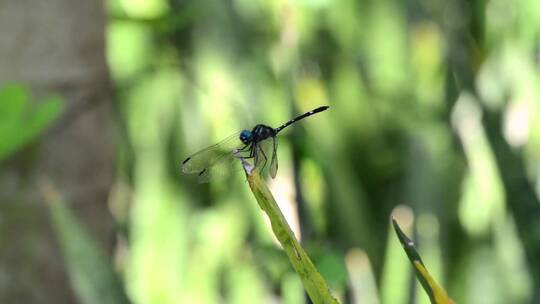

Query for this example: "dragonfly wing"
[182,132,249,182]
[196,152,237,183]
[255,137,278,178]
[199,146,254,182]
[269,137,278,178]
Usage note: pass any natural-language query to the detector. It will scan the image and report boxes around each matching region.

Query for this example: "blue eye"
[240,130,252,143]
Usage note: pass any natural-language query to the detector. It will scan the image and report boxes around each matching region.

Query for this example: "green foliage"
[42,182,130,304]
[101,0,540,302]
[0,84,62,161]
[2,0,538,301]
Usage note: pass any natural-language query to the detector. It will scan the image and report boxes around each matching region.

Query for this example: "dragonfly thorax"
[252,124,275,142]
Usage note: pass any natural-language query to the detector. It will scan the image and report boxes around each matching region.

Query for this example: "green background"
[2,0,540,303]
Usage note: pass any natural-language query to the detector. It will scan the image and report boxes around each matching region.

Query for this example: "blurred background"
[1,0,540,303]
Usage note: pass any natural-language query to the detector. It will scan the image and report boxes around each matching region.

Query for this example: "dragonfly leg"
[248,144,257,158]
[233,143,254,159]
[233,144,249,156]
[237,144,256,161]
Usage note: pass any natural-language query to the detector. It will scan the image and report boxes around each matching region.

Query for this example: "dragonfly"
[182,106,329,183]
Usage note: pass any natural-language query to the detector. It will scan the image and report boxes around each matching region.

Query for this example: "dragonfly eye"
[239,130,252,144]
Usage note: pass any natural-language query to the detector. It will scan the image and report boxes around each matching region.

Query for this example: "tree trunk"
[0,0,115,303]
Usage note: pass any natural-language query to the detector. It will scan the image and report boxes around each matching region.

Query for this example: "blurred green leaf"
[41,181,130,304]
[312,247,348,291]
[0,84,62,161]
[392,218,454,304]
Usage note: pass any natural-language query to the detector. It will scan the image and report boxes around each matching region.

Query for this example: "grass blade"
[392,217,454,304]
[40,180,130,304]
[243,163,339,304]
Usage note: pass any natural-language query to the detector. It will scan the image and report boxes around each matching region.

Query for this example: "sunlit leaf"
[392,218,454,304]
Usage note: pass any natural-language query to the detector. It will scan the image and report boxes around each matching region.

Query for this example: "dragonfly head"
[239,130,253,144]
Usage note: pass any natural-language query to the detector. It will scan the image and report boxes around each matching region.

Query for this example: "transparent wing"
[182,132,249,183]
[254,137,278,178]
[195,152,239,183]
[269,137,278,178]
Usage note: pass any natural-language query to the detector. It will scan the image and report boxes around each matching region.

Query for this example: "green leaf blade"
[392,217,454,304]
[0,84,63,160]
[42,183,130,304]
[246,169,339,304]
